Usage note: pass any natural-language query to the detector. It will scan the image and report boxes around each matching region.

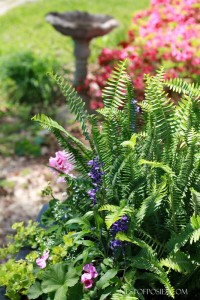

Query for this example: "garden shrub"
[14,137,42,157]
[85,0,200,109]
[0,51,59,107]
[0,62,200,299]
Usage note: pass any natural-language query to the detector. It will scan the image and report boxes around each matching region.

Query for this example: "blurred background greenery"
[0,0,150,157]
[0,0,150,63]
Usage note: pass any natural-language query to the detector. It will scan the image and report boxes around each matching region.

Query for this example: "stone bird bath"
[46,11,118,87]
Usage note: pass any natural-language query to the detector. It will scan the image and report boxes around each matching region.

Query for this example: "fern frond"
[32,114,92,173]
[88,115,116,203]
[165,77,200,99]
[137,229,166,257]
[102,60,127,109]
[51,129,90,174]
[190,215,200,244]
[118,233,175,298]
[99,205,133,229]
[139,159,175,176]
[172,96,194,141]
[111,288,138,300]
[144,67,174,149]
[32,114,91,155]
[136,179,167,224]
[160,251,194,274]
[124,73,137,134]
[111,152,133,187]
[177,266,200,292]
[49,73,91,142]
[190,189,200,216]
[166,224,193,253]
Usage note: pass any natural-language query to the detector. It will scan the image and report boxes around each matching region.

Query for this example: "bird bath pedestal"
[46,11,118,89]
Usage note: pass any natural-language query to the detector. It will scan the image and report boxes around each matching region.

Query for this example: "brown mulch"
[0,155,66,246]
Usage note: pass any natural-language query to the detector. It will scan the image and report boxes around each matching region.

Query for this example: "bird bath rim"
[45,10,119,40]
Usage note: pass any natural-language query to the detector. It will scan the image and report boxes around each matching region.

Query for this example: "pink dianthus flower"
[36,250,49,269]
[49,151,74,182]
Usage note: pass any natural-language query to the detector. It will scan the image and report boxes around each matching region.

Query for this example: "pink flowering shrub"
[49,150,74,182]
[85,0,200,108]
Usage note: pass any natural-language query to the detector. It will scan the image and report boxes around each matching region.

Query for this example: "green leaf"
[42,262,78,295]
[28,281,43,299]
[99,285,119,300]
[32,114,91,156]
[99,205,133,229]
[99,205,119,212]
[121,134,137,149]
[42,263,66,293]
[139,159,175,176]
[65,264,79,287]
[54,284,68,300]
[94,210,104,231]
[102,60,127,109]
[68,283,83,300]
[96,269,118,289]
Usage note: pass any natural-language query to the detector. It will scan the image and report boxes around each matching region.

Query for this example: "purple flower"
[131,98,140,113]
[110,239,124,250]
[83,263,98,278]
[81,263,98,289]
[87,157,104,205]
[88,189,97,205]
[110,215,129,237]
[81,273,93,289]
[109,215,129,250]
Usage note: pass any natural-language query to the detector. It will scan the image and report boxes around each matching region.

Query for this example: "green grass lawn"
[0,0,150,66]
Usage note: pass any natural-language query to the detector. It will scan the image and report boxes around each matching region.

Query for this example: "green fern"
[160,251,194,274]
[49,73,92,144]
[111,286,138,300]
[99,204,133,229]
[102,60,127,109]
[32,114,92,173]
[31,64,200,298]
[165,77,200,98]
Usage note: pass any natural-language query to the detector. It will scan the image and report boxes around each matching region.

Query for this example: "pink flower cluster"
[49,150,74,182]
[81,263,98,289]
[36,250,49,269]
[85,0,200,109]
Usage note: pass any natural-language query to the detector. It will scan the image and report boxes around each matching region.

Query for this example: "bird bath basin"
[46,11,118,87]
